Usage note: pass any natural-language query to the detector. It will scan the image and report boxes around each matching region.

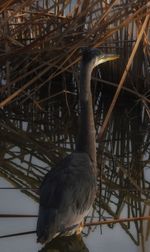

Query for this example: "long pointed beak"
[99,54,119,64]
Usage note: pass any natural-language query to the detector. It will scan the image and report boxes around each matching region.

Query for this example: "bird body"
[37,48,119,244]
[37,152,96,244]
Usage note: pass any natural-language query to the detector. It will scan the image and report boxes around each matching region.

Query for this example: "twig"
[99,14,150,140]
[0,216,150,239]
[84,215,150,227]
[0,231,36,239]
[0,214,38,218]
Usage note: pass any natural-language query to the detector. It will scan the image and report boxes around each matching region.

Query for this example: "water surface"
[0,177,139,252]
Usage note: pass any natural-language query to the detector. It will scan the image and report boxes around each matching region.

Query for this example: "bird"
[36,48,119,244]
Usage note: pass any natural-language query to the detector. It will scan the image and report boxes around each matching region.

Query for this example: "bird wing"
[37,154,73,243]
[39,154,73,209]
[37,153,95,243]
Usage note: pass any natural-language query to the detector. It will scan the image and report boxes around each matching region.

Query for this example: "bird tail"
[36,206,57,244]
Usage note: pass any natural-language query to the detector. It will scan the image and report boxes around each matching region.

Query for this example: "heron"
[37,48,118,244]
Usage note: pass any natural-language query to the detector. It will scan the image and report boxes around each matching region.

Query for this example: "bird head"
[81,48,119,69]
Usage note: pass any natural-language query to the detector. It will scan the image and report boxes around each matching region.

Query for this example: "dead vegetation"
[0,0,150,249]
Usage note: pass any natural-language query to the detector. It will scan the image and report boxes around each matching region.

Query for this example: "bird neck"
[76,62,96,172]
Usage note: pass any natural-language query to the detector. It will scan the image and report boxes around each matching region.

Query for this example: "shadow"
[38,234,89,252]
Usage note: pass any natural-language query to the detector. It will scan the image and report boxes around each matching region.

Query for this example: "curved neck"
[76,62,96,171]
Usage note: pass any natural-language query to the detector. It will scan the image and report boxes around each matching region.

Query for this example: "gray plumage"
[37,48,118,244]
[37,153,96,244]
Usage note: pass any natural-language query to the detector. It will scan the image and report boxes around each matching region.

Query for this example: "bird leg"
[75,221,84,234]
